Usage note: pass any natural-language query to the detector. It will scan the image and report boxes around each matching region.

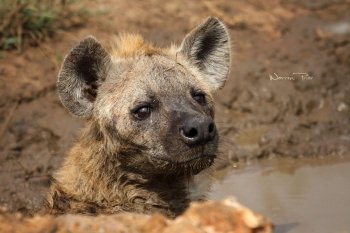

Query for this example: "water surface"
[210,158,350,233]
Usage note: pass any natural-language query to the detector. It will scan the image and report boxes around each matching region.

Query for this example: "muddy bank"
[0,0,349,215]
[0,199,273,233]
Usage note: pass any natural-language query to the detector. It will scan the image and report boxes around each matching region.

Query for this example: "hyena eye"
[192,92,206,105]
[133,106,151,120]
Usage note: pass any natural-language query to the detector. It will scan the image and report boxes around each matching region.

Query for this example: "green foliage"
[2,37,18,50]
[0,0,80,50]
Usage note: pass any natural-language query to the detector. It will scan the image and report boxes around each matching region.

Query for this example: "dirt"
[0,199,273,233]
[0,0,349,215]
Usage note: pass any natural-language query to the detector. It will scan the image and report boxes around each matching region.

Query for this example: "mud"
[0,0,349,217]
[0,199,273,233]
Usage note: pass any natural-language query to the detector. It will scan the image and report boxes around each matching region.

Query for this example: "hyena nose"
[180,117,216,145]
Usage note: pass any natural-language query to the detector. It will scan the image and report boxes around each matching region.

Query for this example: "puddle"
[210,158,350,233]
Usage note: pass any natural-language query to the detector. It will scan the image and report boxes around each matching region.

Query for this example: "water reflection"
[275,222,299,233]
[210,158,350,233]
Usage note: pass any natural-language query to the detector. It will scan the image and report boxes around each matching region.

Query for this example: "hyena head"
[57,17,231,176]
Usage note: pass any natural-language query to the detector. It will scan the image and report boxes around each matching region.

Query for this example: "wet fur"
[46,17,231,218]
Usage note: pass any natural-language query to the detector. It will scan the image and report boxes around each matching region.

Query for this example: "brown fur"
[45,17,231,218]
[46,120,193,217]
[110,34,161,58]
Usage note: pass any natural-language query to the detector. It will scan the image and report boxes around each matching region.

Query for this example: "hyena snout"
[180,116,216,146]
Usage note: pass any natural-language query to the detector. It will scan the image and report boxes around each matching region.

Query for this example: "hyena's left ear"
[178,17,231,91]
[57,36,112,117]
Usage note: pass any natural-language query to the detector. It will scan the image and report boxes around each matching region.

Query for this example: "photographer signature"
[269,72,313,81]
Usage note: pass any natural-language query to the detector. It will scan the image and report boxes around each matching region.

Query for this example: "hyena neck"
[48,122,210,217]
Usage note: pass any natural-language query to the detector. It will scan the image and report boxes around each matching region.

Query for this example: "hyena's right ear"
[57,36,111,117]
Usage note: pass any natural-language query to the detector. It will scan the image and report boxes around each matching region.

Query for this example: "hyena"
[46,17,231,218]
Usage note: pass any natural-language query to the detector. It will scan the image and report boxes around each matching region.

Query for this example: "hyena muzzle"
[45,17,231,218]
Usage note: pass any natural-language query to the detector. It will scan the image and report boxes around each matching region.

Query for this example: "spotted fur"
[46,17,231,218]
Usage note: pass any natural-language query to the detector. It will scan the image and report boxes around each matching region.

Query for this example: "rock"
[0,198,273,233]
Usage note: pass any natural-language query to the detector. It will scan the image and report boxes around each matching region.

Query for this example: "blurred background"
[0,0,349,232]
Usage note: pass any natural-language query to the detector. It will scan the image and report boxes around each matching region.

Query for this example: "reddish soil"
[0,0,349,214]
[0,199,273,233]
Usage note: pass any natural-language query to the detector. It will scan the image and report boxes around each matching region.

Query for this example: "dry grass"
[0,0,84,50]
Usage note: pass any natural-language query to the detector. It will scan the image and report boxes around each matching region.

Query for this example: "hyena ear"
[57,36,111,117]
[178,17,231,91]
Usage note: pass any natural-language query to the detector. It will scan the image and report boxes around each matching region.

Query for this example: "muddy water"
[210,158,350,233]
